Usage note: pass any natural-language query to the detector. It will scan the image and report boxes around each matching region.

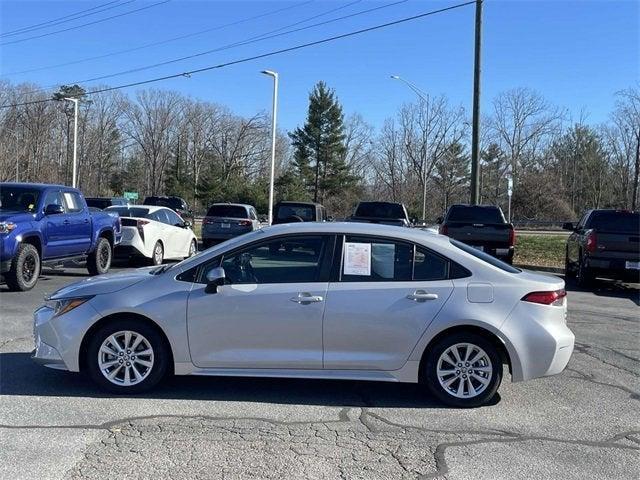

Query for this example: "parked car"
[272,201,327,224]
[202,203,259,249]
[107,205,197,265]
[348,201,411,227]
[143,196,194,224]
[32,222,574,407]
[85,197,129,210]
[437,204,515,264]
[0,182,121,291]
[563,209,640,286]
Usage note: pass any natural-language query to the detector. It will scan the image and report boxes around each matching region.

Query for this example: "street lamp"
[261,70,279,225]
[391,74,429,222]
[63,97,79,188]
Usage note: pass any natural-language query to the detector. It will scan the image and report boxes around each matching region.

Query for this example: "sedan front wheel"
[424,332,502,408]
[86,320,169,393]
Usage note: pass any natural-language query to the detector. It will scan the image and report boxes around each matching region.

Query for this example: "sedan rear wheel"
[150,241,164,266]
[424,332,502,408]
[187,239,197,258]
[86,320,169,393]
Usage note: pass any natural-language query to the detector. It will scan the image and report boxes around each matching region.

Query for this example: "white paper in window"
[372,243,395,279]
[343,242,371,276]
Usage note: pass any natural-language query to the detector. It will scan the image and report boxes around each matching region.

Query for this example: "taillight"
[585,230,597,253]
[439,224,448,236]
[522,289,566,306]
[238,220,252,226]
[136,219,149,241]
[508,228,516,246]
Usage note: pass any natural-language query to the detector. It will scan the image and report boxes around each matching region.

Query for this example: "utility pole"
[64,97,79,188]
[261,70,279,225]
[470,0,483,205]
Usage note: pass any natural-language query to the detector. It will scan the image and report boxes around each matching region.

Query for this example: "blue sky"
[1,0,638,131]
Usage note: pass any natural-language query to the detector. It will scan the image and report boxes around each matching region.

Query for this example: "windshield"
[589,211,639,234]
[207,205,248,218]
[106,207,152,218]
[450,239,521,273]
[0,186,41,213]
[447,205,506,224]
[276,204,314,221]
[355,202,405,219]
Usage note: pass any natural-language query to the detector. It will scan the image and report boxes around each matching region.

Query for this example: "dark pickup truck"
[272,201,327,224]
[564,209,640,285]
[0,183,122,291]
[437,204,515,263]
[348,201,411,227]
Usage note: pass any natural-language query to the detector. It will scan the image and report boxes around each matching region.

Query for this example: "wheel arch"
[417,324,513,383]
[19,234,43,259]
[78,312,174,374]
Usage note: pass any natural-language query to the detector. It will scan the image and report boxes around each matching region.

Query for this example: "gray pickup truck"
[564,209,640,285]
[437,204,515,264]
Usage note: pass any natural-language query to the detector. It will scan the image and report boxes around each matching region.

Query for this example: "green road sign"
[123,191,139,200]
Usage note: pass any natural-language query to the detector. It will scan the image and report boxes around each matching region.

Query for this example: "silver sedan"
[32,222,574,407]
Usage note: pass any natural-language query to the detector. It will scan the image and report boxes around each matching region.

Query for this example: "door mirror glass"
[205,267,226,294]
[183,220,192,229]
[562,222,574,231]
[45,204,65,215]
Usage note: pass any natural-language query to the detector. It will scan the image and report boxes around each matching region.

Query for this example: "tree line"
[1,79,638,221]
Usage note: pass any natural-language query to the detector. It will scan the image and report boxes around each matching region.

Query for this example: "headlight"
[0,222,17,234]
[44,296,94,317]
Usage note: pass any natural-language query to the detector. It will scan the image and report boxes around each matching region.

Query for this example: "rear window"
[450,239,521,273]
[447,205,505,224]
[355,202,405,219]
[276,204,315,221]
[107,207,151,218]
[207,205,248,218]
[589,211,640,234]
[86,198,111,209]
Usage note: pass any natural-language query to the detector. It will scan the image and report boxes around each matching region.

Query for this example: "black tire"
[87,237,112,276]
[85,319,170,394]
[423,332,503,408]
[5,243,40,291]
[564,252,575,279]
[149,241,164,266]
[576,257,594,287]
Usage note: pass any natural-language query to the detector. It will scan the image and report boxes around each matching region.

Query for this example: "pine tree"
[289,82,358,203]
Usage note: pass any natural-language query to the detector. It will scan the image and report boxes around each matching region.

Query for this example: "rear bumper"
[585,256,640,280]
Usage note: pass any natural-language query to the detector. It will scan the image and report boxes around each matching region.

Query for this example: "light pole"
[261,70,278,225]
[391,75,429,222]
[63,97,79,188]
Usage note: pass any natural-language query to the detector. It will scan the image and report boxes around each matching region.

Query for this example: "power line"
[2,0,315,77]
[0,0,171,46]
[0,1,475,110]
[15,0,407,97]
[1,0,126,37]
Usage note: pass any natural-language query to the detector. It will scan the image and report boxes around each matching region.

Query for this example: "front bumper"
[32,302,100,372]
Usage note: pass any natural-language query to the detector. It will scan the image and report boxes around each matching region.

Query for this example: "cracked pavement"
[1,267,639,479]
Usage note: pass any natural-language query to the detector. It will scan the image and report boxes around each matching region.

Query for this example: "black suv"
[564,209,640,285]
[143,196,194,223]
[272,201,327,224]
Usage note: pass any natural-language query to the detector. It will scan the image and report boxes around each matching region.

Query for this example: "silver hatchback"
[33,222,574,407]
[202,203,259,249]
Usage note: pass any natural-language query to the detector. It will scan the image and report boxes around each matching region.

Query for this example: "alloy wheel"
[22,253,37,283]
[436,343,492,399]
[98,330,155,386]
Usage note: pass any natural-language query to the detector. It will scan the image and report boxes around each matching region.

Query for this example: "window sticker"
[344,242,371,276]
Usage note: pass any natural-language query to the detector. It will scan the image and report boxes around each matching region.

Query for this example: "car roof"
[0,182,67,190]
[275,201,322,207]
[208,203,252,208]
[106,205,166,213]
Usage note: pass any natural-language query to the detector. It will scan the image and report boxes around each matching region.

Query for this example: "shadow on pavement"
[0,352,500,408]
[563,276,640,306]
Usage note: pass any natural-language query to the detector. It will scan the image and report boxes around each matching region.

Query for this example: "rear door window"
[341,236,413,282]
[62,192,84,213]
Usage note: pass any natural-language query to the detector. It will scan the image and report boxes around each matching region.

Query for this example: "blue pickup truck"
[0,183,122,291]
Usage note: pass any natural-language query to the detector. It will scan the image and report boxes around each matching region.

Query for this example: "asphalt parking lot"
[1,266,638,480]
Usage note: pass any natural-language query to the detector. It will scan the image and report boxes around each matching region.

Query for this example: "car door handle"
[406,290,438,302]
[290,292,324,304]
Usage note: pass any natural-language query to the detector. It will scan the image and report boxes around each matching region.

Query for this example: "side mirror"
[562,222,574,231]
[45,204,65,215]
[183,221,192,229]
[436,216,443,224]
[326,216,334,222]
[205,266,225,294]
